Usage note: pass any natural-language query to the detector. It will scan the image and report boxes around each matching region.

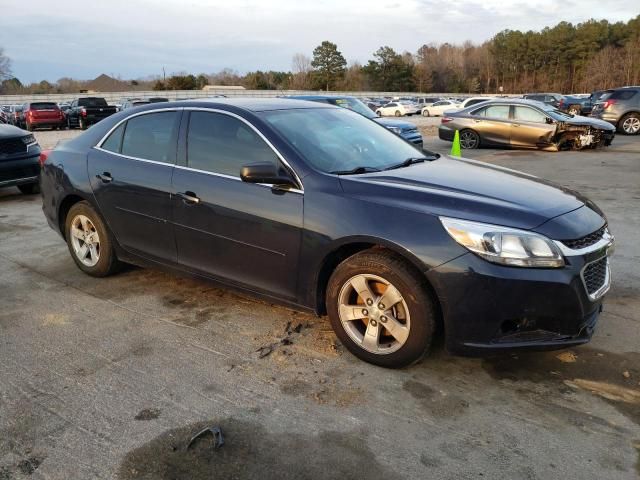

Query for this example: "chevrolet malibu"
[40,99,614,368]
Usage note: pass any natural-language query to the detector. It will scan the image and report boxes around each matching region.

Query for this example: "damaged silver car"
[438,98,615,151]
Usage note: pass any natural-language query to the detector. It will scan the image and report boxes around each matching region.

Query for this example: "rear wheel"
[65,201,121,277]
[395,110,402,117]
[79,117,87,130]
[619,113,640,135]
[326,249,436,368]
[422,110,430,117]
[25,121,32,131]
[18,183,40,195]
[459,129,480,149]
[567,105,581,115]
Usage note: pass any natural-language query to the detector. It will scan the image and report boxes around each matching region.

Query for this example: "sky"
[2,0,638,83]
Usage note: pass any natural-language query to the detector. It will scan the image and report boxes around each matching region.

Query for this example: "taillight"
[602,99,616,110]
[80,108,87,117]
[39,150,51,167]
[441,117,453,124]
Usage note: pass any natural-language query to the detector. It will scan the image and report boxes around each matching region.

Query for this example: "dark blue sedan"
[40,99,613,367]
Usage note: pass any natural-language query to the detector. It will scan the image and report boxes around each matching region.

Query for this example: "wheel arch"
[57,193,93,239]
[313,237,443,325]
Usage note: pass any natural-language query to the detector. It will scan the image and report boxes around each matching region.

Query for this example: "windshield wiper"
[384,155,439,171]
[330,166,382,175]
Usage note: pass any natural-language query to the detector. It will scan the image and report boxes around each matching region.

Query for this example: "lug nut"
[380,316,387,323]
[366,298,373,306]
[379,303,385,310]
[362,309,368,316]
[370,319,377,327]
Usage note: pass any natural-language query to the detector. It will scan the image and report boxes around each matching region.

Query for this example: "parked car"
[7,105,25,128]
[66,97,118,130]
[0,124,42,194]
[121,99,151,110]
[421,100,458,117]
[415,97,443,108]
[590,86,640,135]
[22,102,66,131]
[376,101,421,117]
[0,106,9,124]
[438,99,615,150]
[286,95,423,147]
[523,93,564,108]
[41,98,613,367]
[148,97,169,103]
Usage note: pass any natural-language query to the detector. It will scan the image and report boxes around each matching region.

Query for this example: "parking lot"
[1,130,639,479]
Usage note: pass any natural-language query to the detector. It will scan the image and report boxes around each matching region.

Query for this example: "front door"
[171,110,303,300]
[88,110,181,262]
[509,105,556,148]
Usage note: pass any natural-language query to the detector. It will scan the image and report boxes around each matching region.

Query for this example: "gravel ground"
[1,130,639,479]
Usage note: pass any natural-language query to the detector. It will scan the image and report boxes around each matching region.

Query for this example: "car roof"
[139,97,335,112]
[286,95,357,101]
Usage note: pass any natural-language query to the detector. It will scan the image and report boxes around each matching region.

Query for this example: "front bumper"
[427,239,612,355]
[0,152,40,188]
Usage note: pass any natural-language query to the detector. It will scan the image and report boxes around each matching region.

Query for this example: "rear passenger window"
[121,111,178,163]
[610,90,637,101]
[101,123,125,153]
[476,105,510,119]
[187,111,279,177]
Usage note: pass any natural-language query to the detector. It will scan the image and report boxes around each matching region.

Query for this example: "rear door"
[88,109,182,263]
[171,109,303,299]
[469,104,512,145]
[510,105,556,148]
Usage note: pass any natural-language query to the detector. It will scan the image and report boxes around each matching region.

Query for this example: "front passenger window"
[187,111,279,177]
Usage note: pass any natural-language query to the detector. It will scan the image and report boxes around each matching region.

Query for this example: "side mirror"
[545,117,555,124]
[240,162,295,187]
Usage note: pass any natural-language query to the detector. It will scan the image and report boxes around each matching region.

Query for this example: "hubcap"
[460,131,478,149]
[70,214,100,267]
[338,274,410,355]
[623,117,640,134]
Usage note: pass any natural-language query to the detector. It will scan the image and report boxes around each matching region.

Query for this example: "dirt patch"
[403,380,469,417]
[135,408,161,421]
[482,347,640,425]
[118,419,401,480]
[0,456,44,478]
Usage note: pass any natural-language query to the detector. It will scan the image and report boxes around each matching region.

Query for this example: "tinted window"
[78,98,108,107]
[479,105,510,119]
[187,111,279,177]
[121,111,178,163]
[30,102,58,110]
[609,90,637,101]
[466,99,487,107]
[513,106,547,123]
[101,123,125,153]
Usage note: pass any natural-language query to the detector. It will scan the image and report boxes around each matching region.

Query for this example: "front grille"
[582,257,608,297]
[0,165,39,183]
[0,137,27,156]
[562,226,606,250]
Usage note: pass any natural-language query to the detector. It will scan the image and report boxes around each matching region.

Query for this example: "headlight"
[21,134,36,145]
[387,126,402,135]
[440,217,565,268]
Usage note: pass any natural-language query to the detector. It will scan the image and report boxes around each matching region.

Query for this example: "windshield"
[327,97,376,119]
[78,98,108,107]
[260,107,426,174]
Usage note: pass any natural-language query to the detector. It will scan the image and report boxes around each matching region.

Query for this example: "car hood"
[0,124,28,139]
[339,156,592,230]
[374,118,417,130]
[561,115,615,131]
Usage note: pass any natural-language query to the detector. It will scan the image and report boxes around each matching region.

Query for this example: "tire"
[25,122,32,131]
[567,105,581,115]
[422,110,430,117]
[67,117,72,130]
[376,110,382,117]
[65,201,121,277]
[79,117,87,130]
[326,249,436,368]
[395,110,402,117]
[18,183,40,195]
[619,113,640,135]
[459,129,480,149]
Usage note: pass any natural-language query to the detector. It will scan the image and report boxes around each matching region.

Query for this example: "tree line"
[1,15,639,95]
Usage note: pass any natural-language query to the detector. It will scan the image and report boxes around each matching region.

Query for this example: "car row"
[37,97,614,368]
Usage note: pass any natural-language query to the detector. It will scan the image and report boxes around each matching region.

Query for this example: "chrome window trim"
[580,256,611,302]
[184,107,304,191]
[93,106,304,192]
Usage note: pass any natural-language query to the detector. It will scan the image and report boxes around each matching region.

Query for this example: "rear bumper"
[427,247,611,356]
[0,152,40,188]
[438,126,455,142]
[28,119,65,129]
[590,112,618,127]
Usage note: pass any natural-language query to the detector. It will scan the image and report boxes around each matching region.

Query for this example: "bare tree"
[291,53,312,90]
[0,48,11,80]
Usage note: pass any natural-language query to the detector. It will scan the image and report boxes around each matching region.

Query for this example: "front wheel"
[65,201,121,277]
[326,249,436,368]
[459,129,480,149]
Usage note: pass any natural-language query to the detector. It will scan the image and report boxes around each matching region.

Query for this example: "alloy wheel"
[460,130,479,149]
[337,274,410,355]
[622,116,640,134]
[69,214,100,267]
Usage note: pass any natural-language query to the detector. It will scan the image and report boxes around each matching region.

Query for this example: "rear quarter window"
[29,102,58,110]
[609,90,637,101]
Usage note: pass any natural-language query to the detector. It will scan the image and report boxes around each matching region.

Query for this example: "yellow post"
[450,130,461,157]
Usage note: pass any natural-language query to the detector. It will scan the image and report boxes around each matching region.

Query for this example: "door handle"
[177,191,200,205]
[96,172,112,183]
[512,123,521,127]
